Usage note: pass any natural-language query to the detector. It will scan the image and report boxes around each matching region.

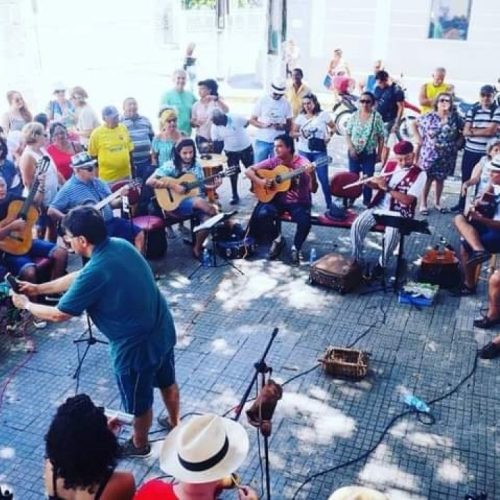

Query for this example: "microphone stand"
[232,327,279,500]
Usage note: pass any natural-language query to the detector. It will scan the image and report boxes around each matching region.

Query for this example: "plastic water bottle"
[403,393,430,413]
[309,248,317,265]
[202,248,211,267]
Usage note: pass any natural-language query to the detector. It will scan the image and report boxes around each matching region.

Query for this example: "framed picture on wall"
[428,0,472,40]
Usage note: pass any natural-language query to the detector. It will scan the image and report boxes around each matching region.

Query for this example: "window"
[428,0,472,40]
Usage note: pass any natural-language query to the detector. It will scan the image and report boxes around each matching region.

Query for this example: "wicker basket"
[318,346,369,380]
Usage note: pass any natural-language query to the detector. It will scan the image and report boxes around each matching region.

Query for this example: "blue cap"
[102,105,119,119]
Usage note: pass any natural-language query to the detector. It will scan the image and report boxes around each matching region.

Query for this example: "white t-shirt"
[76,104,100,146]
[294,111,331,153]
[252,95,292,143]
[378,167,427,211]
[210,113,251,152]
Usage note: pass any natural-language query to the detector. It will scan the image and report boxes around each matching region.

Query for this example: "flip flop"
[419,208,429,216]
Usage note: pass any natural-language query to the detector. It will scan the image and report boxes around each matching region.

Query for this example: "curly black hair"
[45,394,119,493]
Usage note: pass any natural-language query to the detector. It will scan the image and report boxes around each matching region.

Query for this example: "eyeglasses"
[359,99,373,104]
[62,233,78,245]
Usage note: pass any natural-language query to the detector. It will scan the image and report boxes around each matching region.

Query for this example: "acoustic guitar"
[0,156,50,255]
[155,166,237,212]
[92,179,141,211]
[252,159,324,203]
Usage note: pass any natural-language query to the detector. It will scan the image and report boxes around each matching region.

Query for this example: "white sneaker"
[33,319,47,329]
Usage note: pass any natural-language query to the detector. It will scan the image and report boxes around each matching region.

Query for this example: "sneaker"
[290,246,303,265]
[33,319,47,329]
[466,250,490,266]
[479,341,500,359]
[119,437,152,459]
[157,415,174,431]
[450,203,464,213]
[229,196,240,205]
[268,236,286,260]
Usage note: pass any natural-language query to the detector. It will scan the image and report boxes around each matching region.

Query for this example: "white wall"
[287,0,500,102]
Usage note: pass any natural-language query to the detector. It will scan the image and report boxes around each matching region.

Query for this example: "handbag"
[323,74,332,90]
[308,137,327,152]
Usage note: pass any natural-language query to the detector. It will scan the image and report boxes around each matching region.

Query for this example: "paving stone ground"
[0,138,498,499]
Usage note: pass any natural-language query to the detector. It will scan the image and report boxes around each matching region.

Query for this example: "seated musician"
[0,174,67,290]
[47,152,144,253]
[245,133,317,264]
[351,140,426,277]
[146,138,218,259]
[453,156,500,295]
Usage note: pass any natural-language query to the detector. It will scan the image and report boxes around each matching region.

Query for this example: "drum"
[201,154,226,204]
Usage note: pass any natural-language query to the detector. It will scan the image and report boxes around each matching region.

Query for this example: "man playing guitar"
[146,138,218,259]
[48,152,145,253]
[0,175,67,304]
[351,140,427,278]
[245,134,317,264]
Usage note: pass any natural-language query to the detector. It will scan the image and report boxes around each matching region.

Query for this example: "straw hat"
[160,414,249,483]
[329,485,388,500]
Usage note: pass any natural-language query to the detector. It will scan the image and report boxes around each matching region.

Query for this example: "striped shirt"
[465,105,500,154]
[50,175,114,221]
[121,114,154,167]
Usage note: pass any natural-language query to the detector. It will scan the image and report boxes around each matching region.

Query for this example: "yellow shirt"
[420,82,451,114]
[286,83,311,118]
[88,124,134,182]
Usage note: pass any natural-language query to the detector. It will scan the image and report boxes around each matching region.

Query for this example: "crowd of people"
[1,52,500,498]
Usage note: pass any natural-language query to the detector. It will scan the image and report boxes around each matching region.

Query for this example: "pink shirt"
[254,154,312,205]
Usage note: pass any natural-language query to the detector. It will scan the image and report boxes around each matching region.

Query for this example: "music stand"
[188,211,244,279]
[73,313,108,383]
[373,210,431,291]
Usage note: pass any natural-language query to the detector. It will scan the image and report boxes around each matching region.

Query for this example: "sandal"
[419,207,429,216]
[453,284,476,296]
[436,206,449,214]
[473,316,500,329]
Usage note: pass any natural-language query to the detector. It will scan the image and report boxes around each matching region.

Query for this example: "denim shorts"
[2,239,56,276]
[115,349,176,416]
[105,217,141,243]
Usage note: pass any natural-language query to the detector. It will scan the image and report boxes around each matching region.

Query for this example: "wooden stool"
[132,215,167,259]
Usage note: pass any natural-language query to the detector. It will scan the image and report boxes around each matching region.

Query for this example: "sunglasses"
[76,165,95,172]
[166,119,177,123]
[438,98,451,103]
[359,99,373,104]
[481,93,493,98]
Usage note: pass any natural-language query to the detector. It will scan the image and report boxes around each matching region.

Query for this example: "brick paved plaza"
[0,139,498,499]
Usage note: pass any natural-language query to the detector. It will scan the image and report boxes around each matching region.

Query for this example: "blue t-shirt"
[57,238,176,373]
[374,83,405,123]
[0,159,23,196]
[50,176,114,222]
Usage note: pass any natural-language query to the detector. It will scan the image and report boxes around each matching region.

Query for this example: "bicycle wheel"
[334,110,353,136]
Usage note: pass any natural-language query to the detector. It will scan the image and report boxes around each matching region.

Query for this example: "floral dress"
[417,111,463,180]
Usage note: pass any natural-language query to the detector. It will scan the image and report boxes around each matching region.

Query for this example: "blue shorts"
[105,217,141,243]
[1,239,56,276]
[115,349,176,416]
[462,220,500,253]
[173,197,204,219]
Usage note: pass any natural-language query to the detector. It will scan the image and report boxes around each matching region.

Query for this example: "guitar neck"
[94,190,122,211]
[18,159,49,218]
[183,171,228,190]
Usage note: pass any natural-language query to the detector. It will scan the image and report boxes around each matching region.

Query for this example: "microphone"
[246,379,283,437]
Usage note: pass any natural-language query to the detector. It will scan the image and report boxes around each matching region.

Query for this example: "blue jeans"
[254,140,275,163]
[299,151,331,209]
[348,151,377,205]
[255,202,311,250]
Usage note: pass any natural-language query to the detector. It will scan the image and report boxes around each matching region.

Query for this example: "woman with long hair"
[191,79,229,152]
[344,91,385,206]
[1,90,33,134]
[46,83,76,129]
[292,92,335,209]
[146,138,218,258]
[19,122,62,241]
[46,122,82,181]
[413,91,463,214]
[44,394,135,499]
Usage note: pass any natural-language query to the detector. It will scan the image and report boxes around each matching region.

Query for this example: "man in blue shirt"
[48,152,144,253]
[11,206,179,458]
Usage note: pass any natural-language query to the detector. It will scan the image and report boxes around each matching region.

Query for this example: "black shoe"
[479,341,500,359]
[268,237,286,260]
[370,263,385,281]
[466,250,490,266]
[229,196,240,205]
[473,316,500,329]
[157,415,174,431]
[450,203,464,213]
[290,247,303,265]
[119,438,151,458]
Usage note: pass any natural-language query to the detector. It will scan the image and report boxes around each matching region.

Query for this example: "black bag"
[308,137,327,152]
[248,205,279,243]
